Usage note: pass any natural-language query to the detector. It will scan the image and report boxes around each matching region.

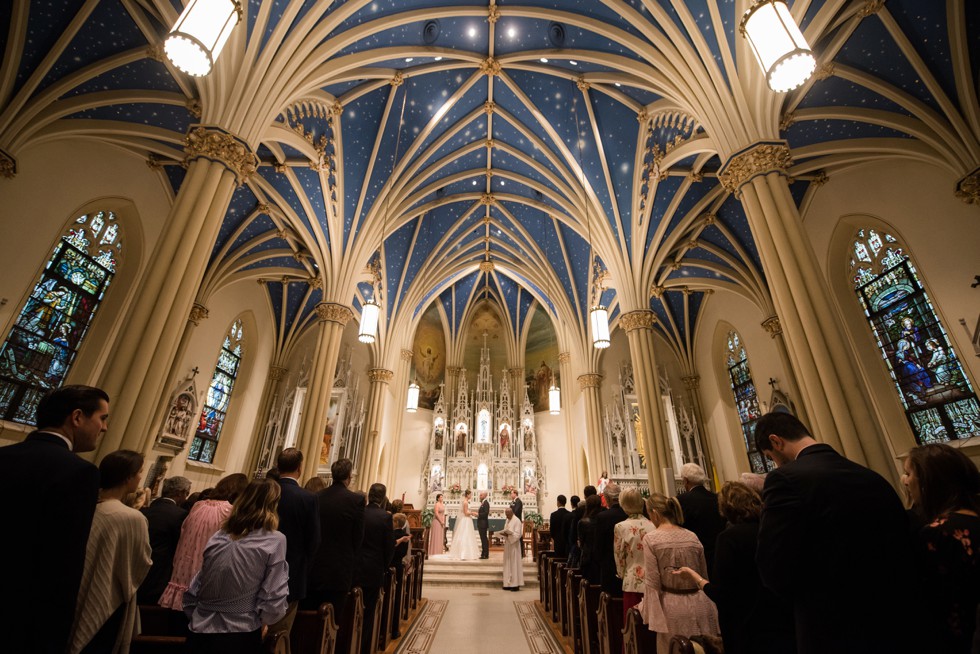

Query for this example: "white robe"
[501,515,524,588]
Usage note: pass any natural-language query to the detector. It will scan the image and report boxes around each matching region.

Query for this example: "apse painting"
[524,307,558,413]
[412,303,446,410]
[462,302,507,385]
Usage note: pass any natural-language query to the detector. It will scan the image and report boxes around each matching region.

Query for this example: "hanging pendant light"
[358,298,379,343]
[549,382,561,415]
[406,379,420,412]
[164,0,242,77]
[590,305,610,349]
[740,0,816,93]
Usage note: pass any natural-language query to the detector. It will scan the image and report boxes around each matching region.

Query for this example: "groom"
[477,491,490,559]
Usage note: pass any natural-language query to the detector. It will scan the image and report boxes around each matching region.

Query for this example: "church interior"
[1,0,979,611]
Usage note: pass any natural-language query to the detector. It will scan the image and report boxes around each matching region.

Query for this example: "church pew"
[401,557,415,620]
[364,588,384,654]
[264,630,290,654]
[668,636,696,654]
[538,551,552,607]
[289,602,339,654]
[568,573,586,654]
[596,592,624,654]
[557,565,571,633]
[336,587,364,654]
[377,567,396,651]
[552,561,567,623]
[623,607,656,654]
[578,581,602,654]
[412,549,425,606]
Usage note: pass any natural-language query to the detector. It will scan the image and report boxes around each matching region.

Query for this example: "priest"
[500,507,524,592]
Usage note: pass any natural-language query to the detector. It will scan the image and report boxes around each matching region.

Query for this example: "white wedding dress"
[446,499,481,561]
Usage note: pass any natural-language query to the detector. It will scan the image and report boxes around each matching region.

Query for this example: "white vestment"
[501,515,524,588]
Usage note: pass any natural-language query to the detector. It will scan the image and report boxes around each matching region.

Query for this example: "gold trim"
[390,71,405,87]
[762,315,783,338]
[368,368,394,383]
[857,0,885,18]
[719,142,793,198]
[315,302,353,325]
[558,352,571,365]
[488,5,501,24]
[0,148,16,178]
[480,57,502,77]
[955,167,980,205]
[400,349,414,362]
[619,310,657,332]
[479,260,495,273]
[268,366,288,382]
[188,303,209,325]
[577,373,602,389]
[184,126,259,185]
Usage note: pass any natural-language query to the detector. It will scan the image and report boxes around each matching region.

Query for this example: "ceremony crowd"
[1,385,979,654]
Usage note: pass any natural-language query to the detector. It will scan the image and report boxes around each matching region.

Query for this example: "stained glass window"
[851,229,979,443]
[188,319,244,463]
[726,330,772,474]
[0,212,122,423]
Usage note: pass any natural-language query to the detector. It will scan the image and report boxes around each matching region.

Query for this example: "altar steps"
[423,554,539,588]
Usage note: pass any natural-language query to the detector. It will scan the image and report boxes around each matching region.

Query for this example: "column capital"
[268,366,288,382]
[577,373,603,389]
[0,148,16,179]
[400,348,414,362]
[558,352,571,365]
[682,374,701,391]
[184,125,259,185]
[368,368,394,384]
[447,366,464,375]
[955,166,980,205]
[315,302,353,325]
[719,141,793,198]
[188,303,209,325]
[507,367,524,377]
[762,315,783,338]
[620,310,657,332]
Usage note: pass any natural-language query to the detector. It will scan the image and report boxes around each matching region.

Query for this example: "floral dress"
[614,515,656,592]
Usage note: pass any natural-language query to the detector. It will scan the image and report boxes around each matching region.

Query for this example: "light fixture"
[164,0,242,76]
[405,57,414,62]
[540,57,549,63]
[740,0,816,92]
[590,305,610,349]
[548,380,561,415]
[358,298,380,343]
[406,379,420,412]
[434,56,443,61]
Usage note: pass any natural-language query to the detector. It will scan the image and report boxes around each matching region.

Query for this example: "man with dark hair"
[0,385,107,654]
[566,485,596,567]
[306,457,363,618]
[594,482,627,596]
[549,495,570,557]
[676,462,726,569]
[138,476,190,604]
[356,483,394,654]
[754,412,915,654]
[477,491,490,559]
[270,448,320,646]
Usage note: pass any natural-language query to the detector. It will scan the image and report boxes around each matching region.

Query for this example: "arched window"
[850,229,979,443]
[189,319,244,463]
[725,330,771,473]
[0,211,122,423]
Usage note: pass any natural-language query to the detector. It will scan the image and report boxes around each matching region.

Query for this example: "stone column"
[445,366,463,415]
[760,315,809,424]
[577,372,605,483]
[720,141,894,481]
[98,128,257,456]
[620,310,669,493]
[383,349,415,489]
[243,364,288,476]
[557,352,582,491]
[297,303,353,481]
[680,374,718,488]
[359,367,394,485]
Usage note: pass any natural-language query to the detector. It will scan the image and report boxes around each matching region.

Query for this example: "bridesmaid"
[428,493,446,555]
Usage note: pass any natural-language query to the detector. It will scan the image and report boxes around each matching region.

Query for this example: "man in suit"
[477,491,490,559]
[754,412,915,654]
[0,385,106,654]
[676,462,726,569]
[510,489,525,556]
[305,458,364,619]
[355,483,395,654]
[549,495,570,557]
[270,448,320,645]
[137,475,190,604]
[567,486,596,567]
[594,483,627,596]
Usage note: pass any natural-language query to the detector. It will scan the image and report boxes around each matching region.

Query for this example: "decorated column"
[359,367,394,485]
[99,127,257,456]
[620,310,669,493]
[297,302,352,481]
[720,142,893,480]
[577,372,605,483]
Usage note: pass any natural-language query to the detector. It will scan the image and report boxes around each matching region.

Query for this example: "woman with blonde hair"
[639,493,719,652]
[614,487,656,620]
[184,479,289,654]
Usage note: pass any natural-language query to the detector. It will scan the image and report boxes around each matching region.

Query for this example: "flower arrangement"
[448,483,462,495]
[501,484,517,495]
[524,511,544,527]
[421,507,435,528]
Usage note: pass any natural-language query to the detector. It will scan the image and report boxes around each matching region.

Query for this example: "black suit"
[477,498,490,558]
[595,504,627,595]
[138,497,188,604]
[0,431,99,654]
[277,477,321,603]
[356,504,394,654]
[566,503,586,566]
[549,507,570,557]
[677,485,726,570]
[756,443,915,654]
[510,497,523,520]
[306,481,364,612]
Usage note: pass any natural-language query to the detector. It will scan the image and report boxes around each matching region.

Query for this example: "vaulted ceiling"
[2,0,976,367]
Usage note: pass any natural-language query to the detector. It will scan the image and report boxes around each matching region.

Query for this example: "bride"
[446,489,481,561]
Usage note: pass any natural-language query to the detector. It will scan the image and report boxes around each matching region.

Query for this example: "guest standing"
[138,476,190,605]
[549,495,570,558]
[614,488,656,619]
[905,443,980,653]
[477,491,490,559]
[428,493,446,556]
[71,450,152,654]
[501,507,525,591]
[676,463,726,570]
[184,480,289,654]
[390,513,413,639]
[577,494,604,584]
[356,483,395,654]
[638,493,719,653]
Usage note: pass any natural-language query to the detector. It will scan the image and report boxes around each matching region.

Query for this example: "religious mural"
[523,307,558,413]
[412,303,446,410]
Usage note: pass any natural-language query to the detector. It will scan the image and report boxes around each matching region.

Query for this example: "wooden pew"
[290,602,339,654]
[378,567,396,650]
[557,565,571,633]
[539,551,552,607]
[264,628,291,654]
[549,558,565,623]
[364,588,384,654]
[401,559,414,621]
[578,581,602,654]
[568,573,586,654]
[622,607,656,654]
[596,592,624,654]
[412,549,425,607]
[336,587,364,654]
[668,636,696,654]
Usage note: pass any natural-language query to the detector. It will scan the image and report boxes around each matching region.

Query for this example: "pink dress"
[428,502,446,556]
[158,499,232,610]
[638,526,720,652]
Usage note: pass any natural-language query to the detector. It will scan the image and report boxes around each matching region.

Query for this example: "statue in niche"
[524,428,534,451]
[162,393,194,444]
[499,424,510,451]
[454,423,468,455]
[434,425,444,450]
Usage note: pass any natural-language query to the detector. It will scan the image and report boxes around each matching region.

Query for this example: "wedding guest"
[138,476,190,604]
[638,493,719,652]
[184,480,289,654]
[549,495,570,557]
[355,483,394,654]
[71,450,152,654]
[567,487,595,568]
[596,482,627,596]
[390,513,412,638]
[304,476,327,493]
[614,487,656,619]
[905,443,980,653]
[577,494,604,584]
[428,493,446,556]
[677,463,726,570]
[501,507,524,591]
